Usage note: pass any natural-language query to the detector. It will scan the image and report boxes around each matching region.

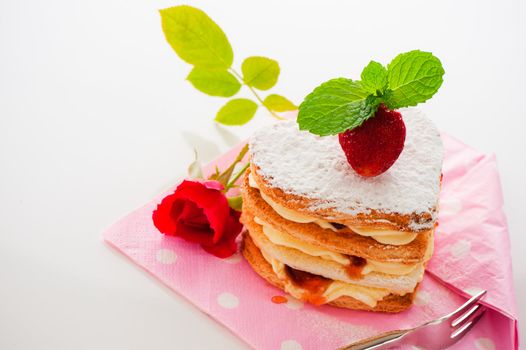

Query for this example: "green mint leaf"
[160,6,233,69]
[385,50,444,109]
[298,78,380,136]
[361,61,388,95]
[263,94,297,112]
[187,67,241,97]
[215,99,258,126]
[241,56,280,90]
[227,196,243,211]
[187,149,204,179]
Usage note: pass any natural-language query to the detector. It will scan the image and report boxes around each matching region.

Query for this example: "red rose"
[152,179,243,258]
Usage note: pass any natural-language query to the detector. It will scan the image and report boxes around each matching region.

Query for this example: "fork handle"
[339,329,408,350]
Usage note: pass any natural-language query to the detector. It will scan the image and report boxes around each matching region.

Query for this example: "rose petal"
[172,180,229,244]
[152,179,244,259]
[202,180,224,191]
[178,201,208,226]
[176,220,215,245]
[201,208,244,258]
[201,240,238,258]
[225,208,243,240]
[152,194,181,235]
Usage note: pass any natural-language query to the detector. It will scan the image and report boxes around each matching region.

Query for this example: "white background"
[1,0,525,348]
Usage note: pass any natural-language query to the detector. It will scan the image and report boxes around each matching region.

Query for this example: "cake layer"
[241,233,416,313]
[249,170,420,245]
[248,109,443,232]
[242,171,434,263]
[253,216,425,276]
[242,211,424,295]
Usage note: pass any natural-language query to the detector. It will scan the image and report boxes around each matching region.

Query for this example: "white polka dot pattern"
[450,239,471,258]
[475,338,496,350]
[281,340,303,350]
[155,249,177,264]
[414,291,430,306]
[217,292,239,309]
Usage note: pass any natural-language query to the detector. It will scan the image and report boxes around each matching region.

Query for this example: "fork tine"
[445,290,486,321]
[451,303,482,327]
[450,306,486,340]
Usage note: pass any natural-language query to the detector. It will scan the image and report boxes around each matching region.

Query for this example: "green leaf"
[187,67,241,97]
[385,50,444,109]
[227,196,243,211]
[263,94,297,112]
[361,61,388,95]
[241,56,280,90]
[187,149,204,179]
[298,78,380,136]
[160,6,233,69]
[215,99,258,126]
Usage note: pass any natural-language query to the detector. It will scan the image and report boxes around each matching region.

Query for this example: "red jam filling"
[345,255,367,279]
[285,266,331,305]
[271,295,288,304]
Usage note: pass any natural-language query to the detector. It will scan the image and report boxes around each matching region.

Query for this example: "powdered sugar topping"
[249,109,443,226]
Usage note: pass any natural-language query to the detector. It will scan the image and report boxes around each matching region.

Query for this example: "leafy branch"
[160,5,297,126]
[227,68,283,120]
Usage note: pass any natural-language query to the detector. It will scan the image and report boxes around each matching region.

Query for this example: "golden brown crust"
[242,210,424,293]
[242,170,432,263]
[250,164,435,232]
[241,233,416,313]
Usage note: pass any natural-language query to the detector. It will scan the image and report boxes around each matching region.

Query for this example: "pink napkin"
[103,134,519,349]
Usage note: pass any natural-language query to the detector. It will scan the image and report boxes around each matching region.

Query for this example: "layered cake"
[240,108,443,313]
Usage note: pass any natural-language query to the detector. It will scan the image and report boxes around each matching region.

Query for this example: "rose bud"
[152,180,243,258]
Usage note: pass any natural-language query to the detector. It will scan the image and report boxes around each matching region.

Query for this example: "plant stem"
[225,162,250,190]
[229,68,285,120]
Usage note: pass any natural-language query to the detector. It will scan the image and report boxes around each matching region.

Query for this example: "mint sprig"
[160,6,297,126]
[297,79,379,136]
[360,61,388,95]
[298,50,444,136]
[385,51,445,109]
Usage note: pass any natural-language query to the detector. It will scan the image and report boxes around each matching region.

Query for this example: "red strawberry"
[338,104,406,177]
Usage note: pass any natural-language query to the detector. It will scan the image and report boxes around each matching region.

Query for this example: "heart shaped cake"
[241,108,443,312]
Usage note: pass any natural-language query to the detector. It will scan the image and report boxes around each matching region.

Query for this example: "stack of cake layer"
[241,109,443,313]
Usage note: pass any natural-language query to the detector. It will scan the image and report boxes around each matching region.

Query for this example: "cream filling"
[249,173,421,245]
[254,216,424,276]
[254,216,350,265]
[251,174,335,230]
[323,281,391,307]
[362,260,419,276]
[261,250,390,307]
[351,227,418,245]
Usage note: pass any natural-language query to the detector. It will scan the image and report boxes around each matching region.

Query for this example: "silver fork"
[341,290,487,350]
